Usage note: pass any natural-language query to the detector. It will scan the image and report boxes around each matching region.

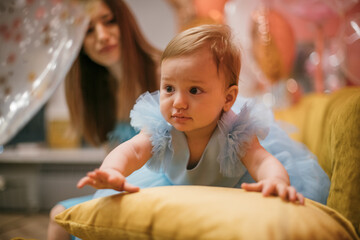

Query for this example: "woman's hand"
[77,168,140,193]
[241,178,305,205]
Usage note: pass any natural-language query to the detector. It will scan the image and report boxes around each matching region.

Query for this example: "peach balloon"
[251,8,296,84]
[194,0,228,23]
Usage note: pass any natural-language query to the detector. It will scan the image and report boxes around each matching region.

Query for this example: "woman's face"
[83,1,121,68]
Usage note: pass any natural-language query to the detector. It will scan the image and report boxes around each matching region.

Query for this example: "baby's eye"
[189,87,202,95]
[165,86,174,93]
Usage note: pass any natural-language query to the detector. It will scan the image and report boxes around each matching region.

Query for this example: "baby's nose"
[173,92,188,109]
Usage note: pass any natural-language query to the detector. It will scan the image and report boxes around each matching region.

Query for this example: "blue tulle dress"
[94,91,330,205]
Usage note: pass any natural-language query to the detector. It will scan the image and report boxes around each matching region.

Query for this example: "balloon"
[251,7,296,84]
[194,0,228,23]
[0,0,89,145]
[269,0,342,42]
[169,0,228,31]
[340,13,360,85]
[225,0,271,97]
[269,0,359,92]
[281,0,337,23]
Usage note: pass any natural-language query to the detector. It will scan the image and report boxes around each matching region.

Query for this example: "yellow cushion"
[55,186,358,240]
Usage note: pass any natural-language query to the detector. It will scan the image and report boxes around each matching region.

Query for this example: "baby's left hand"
[241,179,305,205]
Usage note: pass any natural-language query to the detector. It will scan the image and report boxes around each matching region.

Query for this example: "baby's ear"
[223,85,238,112]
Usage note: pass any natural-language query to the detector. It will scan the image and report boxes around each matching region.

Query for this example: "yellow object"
[55,186,358,240]
[11,238,38,240]
[46,120,80,148]
[274,87,360,235]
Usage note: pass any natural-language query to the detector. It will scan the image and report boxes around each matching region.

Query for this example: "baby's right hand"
[77,168,140,193]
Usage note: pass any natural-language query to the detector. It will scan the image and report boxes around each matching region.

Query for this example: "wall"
[124,0,176,50]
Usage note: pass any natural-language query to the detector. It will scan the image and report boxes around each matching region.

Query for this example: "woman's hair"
[65,0,161,146]
[162,24,241,87]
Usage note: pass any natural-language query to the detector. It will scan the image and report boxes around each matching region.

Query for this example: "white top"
[0,145,105,164]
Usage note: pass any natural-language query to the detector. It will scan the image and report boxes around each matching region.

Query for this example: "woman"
[47,0,161,239]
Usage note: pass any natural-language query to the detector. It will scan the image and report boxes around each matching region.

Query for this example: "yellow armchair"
[275,86,360,235]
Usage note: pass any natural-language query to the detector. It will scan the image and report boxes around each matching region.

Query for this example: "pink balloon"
[276,0,358,23]
[0,0,89,145]
[270,0,347,42]
[287,0,336,23]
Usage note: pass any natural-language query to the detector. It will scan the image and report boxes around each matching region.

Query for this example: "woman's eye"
[189,87,202,95]
[86,26,94,34]
[165,86,174,93]
[105,17,116,25]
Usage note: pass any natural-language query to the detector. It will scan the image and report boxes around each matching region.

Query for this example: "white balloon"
[225,0,269,97]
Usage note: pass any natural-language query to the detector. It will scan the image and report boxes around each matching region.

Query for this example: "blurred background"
[0,0,177,218]
[0,0,359,236]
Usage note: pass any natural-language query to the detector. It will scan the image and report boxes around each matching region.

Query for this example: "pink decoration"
[341,13,360,85]
[286,0,336,23]
[271,0,359,92]
[35,6,46,19]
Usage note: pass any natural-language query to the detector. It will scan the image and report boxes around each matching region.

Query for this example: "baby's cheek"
[159,101,169,121]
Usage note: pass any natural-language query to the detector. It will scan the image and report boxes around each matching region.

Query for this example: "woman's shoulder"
[107,121,138,148]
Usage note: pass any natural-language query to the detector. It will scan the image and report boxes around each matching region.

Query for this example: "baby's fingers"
[123,182,140,193]
[106,176,139,193]
[285,186,305,205]
[285,187,305,205]
[287,186,297,202]
[262,182,276,197]
[77,176,92,189]
[93,169,112,182]
[297,193,305,205]
[276,184,287,200]
[241,182,263,192]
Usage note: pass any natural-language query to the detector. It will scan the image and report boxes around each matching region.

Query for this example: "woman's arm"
[241,137,304,204]
[77,130,153,192]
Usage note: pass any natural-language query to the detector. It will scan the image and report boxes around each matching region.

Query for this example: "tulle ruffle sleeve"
[217,97,271,177]
[130,91,173,172]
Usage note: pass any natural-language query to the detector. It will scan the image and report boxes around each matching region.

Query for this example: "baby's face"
[159,47,228,137]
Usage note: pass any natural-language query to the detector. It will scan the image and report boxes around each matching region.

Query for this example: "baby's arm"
[77,130,153,192]
[241,137,304,204]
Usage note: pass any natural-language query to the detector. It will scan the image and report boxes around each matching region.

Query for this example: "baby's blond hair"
[162,24,241,86]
